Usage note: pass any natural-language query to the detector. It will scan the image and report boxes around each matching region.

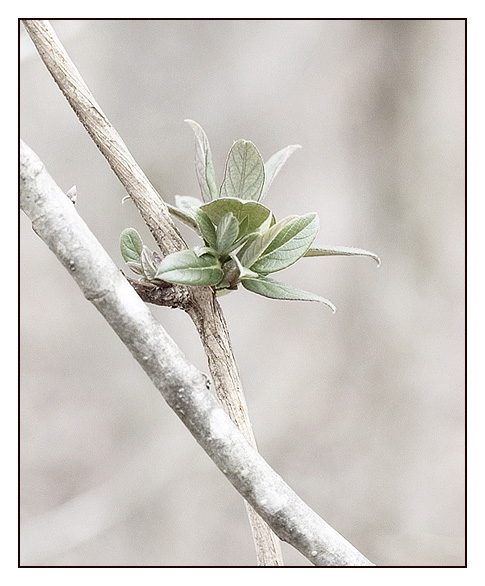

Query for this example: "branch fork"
[21,19,374,567]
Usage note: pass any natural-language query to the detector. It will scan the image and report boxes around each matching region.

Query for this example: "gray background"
[20,19,465,566]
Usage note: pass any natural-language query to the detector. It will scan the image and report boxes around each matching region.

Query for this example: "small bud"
[66,185,77,204]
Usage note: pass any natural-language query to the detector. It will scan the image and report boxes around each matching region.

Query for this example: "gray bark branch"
[20,139,374,566]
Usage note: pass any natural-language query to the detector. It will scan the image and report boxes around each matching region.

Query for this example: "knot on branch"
[125,274,190,310]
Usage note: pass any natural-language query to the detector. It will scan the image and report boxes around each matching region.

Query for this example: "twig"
[22,18,281,565]
[20,139,374,566]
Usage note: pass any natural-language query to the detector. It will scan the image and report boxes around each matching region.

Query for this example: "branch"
[20,139,374,567]
[22,18,280,565]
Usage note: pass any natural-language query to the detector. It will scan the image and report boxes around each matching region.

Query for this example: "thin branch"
[20,139,374,566]
[22,18,281,565]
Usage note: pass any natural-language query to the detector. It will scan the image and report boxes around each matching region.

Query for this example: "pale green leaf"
[261,144,301,200]
[200,198,274,239]
[166,202,199,230]
[229,254,258,280]
[246,213,319,274]
[192,208,217,249]
[238,215,296,269]
[140,245,158,280]
[185,120,218,201]
[167,196,204,231]
[175,195,204,212]
[193,245,217,257]
[237,215,250,239]
[215,288,233,297]
[216,212,240,254]
[241,276,336,311]
[304,246,381,266]
[155,250,223,286]
[220,140,265,201]
[120,228,144,264]
[125,261,144,276]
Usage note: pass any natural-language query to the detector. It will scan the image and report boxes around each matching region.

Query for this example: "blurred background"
[20,19,465,566]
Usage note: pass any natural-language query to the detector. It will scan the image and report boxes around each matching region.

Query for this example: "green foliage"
[120,228,162,282]
[120,122,380,310]
[184,120,218,201]
[241,213,319,275]
[200,199,274,238]
[155,249,223,286]
[120,227,143,264]
[262,144,301,200]
[220,140,265,201]
[241,276,336,312]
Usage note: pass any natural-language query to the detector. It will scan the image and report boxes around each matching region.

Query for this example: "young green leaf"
[125,261,144,276]
[304,246,381,266]
[216,212,240,254]
[120,228,144,264]
[185,120,218,201]
[220,140,265,201]
[200,198,274,238]
[155,250,223,286]
[175,195,203,212]
[238,215,296,269]
[243,213,319,275]
[166,196,204,232]
[261,144,301,200]
[166,203,199,230]
[140,245,159,280]
[241,276,336,311]
[192,246,217,259]
[217,255,259,290]
[192,208,218,249]
[237,215,250,239]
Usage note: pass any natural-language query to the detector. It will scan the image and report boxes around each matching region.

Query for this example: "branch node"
[124,274,190,311]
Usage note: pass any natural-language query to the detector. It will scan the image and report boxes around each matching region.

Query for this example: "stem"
[22,18,282,565]
[20,139,374,567]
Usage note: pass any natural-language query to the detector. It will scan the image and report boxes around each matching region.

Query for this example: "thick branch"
[22,18,280,565]
[20,139,374,566]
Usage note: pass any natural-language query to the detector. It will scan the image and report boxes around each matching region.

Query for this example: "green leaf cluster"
[120,121,380,311]
[120,228,162,282]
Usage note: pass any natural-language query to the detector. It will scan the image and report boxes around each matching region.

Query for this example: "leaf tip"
[184,118,203,132]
